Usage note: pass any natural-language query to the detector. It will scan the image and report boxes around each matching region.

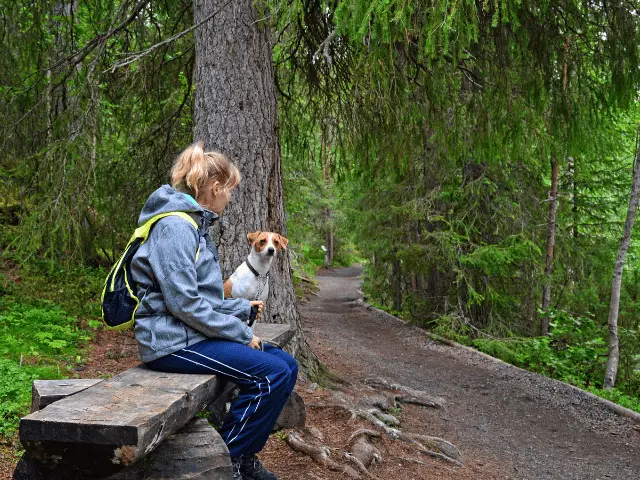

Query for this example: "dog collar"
[246,258,269,278]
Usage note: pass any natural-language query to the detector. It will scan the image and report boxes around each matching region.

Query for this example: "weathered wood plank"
[254,323,295,348]
[31,379,102,413]
[20,366,220,476]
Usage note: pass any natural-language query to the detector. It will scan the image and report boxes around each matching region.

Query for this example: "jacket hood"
[138,185,207,226]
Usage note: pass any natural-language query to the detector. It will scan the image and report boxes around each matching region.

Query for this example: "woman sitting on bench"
[130,142,298,480]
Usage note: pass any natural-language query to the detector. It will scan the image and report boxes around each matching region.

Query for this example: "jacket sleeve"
[149,219,254,344]
[219,297,252,320]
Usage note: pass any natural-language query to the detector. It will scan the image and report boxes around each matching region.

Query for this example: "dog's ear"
[247,231,262,245]
[277,234,289,249]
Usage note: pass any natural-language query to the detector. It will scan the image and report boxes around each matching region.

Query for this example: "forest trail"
[299,267,640,480]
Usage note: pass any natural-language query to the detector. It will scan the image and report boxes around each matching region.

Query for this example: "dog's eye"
[260,240,267,245]
[274,240,279,246]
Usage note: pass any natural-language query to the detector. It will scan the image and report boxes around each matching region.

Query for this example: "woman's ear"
[247,231,262,245]
[277,234,289,249]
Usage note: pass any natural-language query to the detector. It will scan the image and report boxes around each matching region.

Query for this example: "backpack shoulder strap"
[106,212,201,291]
[138,211,201,261]
[134,211,198,240]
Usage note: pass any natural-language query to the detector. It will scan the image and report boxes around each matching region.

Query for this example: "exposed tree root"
[346,429,380,448]
[284,380,461,479]
[414,445,464,467]
[371,410,400,426]
[364,376,444,409]
[284,430,361,479]
[341,451,380,479]
[356,409,403,438]
[346,429,382,469]
[307,402,358,422]
[406,432,463,462]
[305,425,325,441]
[357,395,392,411]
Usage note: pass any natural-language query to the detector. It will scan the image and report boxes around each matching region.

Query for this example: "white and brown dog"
[223,231,288,302]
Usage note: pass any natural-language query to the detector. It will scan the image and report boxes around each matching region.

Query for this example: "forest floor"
[2,266,640,479]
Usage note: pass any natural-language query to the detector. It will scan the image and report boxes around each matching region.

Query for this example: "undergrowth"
[0,250,103,441]
[0,303,91,439]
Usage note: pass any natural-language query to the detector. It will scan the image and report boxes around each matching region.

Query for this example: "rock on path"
[300,266,640,480]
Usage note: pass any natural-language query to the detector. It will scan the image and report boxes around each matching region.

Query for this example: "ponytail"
[171,141,240,197]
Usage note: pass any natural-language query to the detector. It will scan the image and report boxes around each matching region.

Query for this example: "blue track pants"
[146,338,298,457]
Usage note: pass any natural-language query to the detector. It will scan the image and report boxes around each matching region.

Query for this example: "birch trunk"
[603,123,640,390]
[540,157,559,336]
[193,0,320,375]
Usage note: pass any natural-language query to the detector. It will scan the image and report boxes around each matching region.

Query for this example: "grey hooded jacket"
[130,185,253,363]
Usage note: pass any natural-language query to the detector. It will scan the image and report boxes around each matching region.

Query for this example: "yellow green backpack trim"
[101,212,200,331]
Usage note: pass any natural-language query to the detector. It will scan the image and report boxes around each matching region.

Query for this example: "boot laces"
[232,455,243,478]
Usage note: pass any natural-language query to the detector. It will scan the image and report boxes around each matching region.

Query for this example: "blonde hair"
[171,142,241,198]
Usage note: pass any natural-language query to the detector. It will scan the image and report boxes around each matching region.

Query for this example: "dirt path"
[299,266,640,480]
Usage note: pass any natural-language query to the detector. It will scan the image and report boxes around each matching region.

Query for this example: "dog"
[223,231,288,302]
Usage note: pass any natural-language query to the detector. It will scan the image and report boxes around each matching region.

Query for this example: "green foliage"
[0,358,63,439]
[458,236,541,278]
[0,303,89,439]
[0,254,105,319]
[0,251,102,441]
[587,387,640,414]
[387,405,403,417]
[441,309,610,389]
[431,308,640,412]
[0,304,90,361]
[273,430,288,441]
[1,0,196,264]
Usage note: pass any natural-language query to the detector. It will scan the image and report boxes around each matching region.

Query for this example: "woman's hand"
[250,300,264,319]
[248,335,262,350]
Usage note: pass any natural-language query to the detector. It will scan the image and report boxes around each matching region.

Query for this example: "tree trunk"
[540,157,559,336]
[193,0,320,376]
[568,156,579,239]
[392,257,402,312]
[603,123,640,390]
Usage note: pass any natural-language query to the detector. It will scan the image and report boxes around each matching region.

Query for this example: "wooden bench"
[14,323,296,480]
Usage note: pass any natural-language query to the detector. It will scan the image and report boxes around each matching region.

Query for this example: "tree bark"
[193,0,320,375]
[540,157,559,336]
[541,40,570,335]
[392,257,402,312]
[412,222,425,294]
[603,123,640,390]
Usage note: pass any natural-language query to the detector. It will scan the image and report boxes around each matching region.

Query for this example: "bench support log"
[14,418,232,480]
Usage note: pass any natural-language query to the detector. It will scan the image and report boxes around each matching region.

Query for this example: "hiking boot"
[231,456,244,480]
[236,453,279,480]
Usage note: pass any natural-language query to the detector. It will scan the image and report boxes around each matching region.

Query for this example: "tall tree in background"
[541,156,560,336]
[604,124,640,390]
[193,0,319,374]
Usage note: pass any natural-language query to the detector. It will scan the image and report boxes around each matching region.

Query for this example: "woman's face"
[197,180,232,215]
